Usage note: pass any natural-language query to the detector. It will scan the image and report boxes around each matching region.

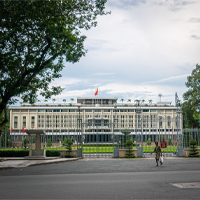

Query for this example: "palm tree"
[149,100,153,105]
[52,98,56,104]
[134,99,140,106]
[70,98,74,104]
[63,99,66,104]
[141,99,145,105]
[127,99,131,103]
[120,98,124,105]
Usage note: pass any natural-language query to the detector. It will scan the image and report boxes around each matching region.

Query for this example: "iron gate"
[77,122,120,158]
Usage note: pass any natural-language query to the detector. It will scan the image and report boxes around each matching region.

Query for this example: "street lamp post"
[135,100,142,147]
[159,116,160,144]
[175,92,181,155]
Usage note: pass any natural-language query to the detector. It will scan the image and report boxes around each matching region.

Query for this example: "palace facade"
[10,97,182,144]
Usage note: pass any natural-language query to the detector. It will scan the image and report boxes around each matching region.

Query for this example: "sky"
[49,0,200,105]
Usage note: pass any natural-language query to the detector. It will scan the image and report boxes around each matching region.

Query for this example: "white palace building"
[9,97,183,145]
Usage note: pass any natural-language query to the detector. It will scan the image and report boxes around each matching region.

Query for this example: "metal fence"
[1,128,199,156]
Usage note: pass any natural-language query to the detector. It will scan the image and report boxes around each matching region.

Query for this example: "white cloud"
[50,77,85,88]
[36,0,200,105]
[144,74,189,84]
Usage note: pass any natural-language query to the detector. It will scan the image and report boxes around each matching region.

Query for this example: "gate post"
[177,147,184,157]
[114,147,119,158]
[137,147,143,157]
[77,148,82,157]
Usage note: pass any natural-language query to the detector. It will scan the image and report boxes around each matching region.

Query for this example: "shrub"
[47,139,52,147]
[63,138,73,155]
[188,139,199,157]
[65,154,74,158]
[168,137,171,145]
[125,139,135,158]
[23,138,29,149]
[147,138,151,145]
[0,150,29,157]
[46,150,60,157]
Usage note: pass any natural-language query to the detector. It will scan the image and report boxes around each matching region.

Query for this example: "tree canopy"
[182,64,200,128]
[0,0,108,132]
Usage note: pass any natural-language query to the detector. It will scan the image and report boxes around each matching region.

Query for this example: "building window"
[120,110,127,112]
[31,116,35,128]
[23,122,26,128]
[38,110,45,112]
[14,122,18,128]
[167,116,171,127]
[85,110,92,112]
[53,109,60,112]
[14,116,18,128]
[23,116,26,128]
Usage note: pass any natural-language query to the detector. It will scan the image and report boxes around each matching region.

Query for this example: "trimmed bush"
[46,150,60,157]
[65,154,74,158]
[147,138,151,145]
[63,138,73,155]
[125,139,135,158]
[0,150,29,157]
[47,139,52,147]
[168,137,172,145]
[188,139,199,157]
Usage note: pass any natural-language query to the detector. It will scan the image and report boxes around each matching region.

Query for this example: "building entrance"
[78,122,119,158]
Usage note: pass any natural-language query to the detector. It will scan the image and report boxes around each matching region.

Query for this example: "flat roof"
[77,97,118,100]
[10,106,178,110]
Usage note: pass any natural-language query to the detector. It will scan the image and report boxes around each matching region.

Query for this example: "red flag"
[22,127,25,133]
[95,88,98,96]
[11,127,13,133]
[172,127,173,132]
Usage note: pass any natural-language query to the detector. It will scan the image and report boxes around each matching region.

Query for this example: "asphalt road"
[0,158,200,199]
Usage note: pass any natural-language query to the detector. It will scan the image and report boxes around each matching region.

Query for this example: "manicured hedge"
[0,150,29,157]
[65,154,74,158]
[46,150,60,157]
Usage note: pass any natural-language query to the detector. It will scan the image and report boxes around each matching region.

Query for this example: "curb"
[0,157,81,170]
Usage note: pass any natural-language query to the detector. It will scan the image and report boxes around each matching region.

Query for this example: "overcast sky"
[49,0,200,105]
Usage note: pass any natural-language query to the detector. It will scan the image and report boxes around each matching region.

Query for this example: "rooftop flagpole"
[95,88,98,105]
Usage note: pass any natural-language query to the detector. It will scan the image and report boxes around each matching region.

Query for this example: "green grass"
[143,146,177,153]
[82,146,114,153]
[43,145,179,153]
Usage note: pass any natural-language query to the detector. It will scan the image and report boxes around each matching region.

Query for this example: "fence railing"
[1,128,200,151]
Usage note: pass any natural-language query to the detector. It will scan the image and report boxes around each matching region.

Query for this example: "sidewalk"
[0,157,80,170]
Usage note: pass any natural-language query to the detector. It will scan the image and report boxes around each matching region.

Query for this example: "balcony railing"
[87,126,110,129]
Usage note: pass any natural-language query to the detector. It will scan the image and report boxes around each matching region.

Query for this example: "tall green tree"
[182,64,200,128]
[0,0,109,133]
[120,98,124,105]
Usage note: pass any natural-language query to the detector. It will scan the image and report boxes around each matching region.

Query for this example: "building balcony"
[87,126,110,129]
[88,116,109,120]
